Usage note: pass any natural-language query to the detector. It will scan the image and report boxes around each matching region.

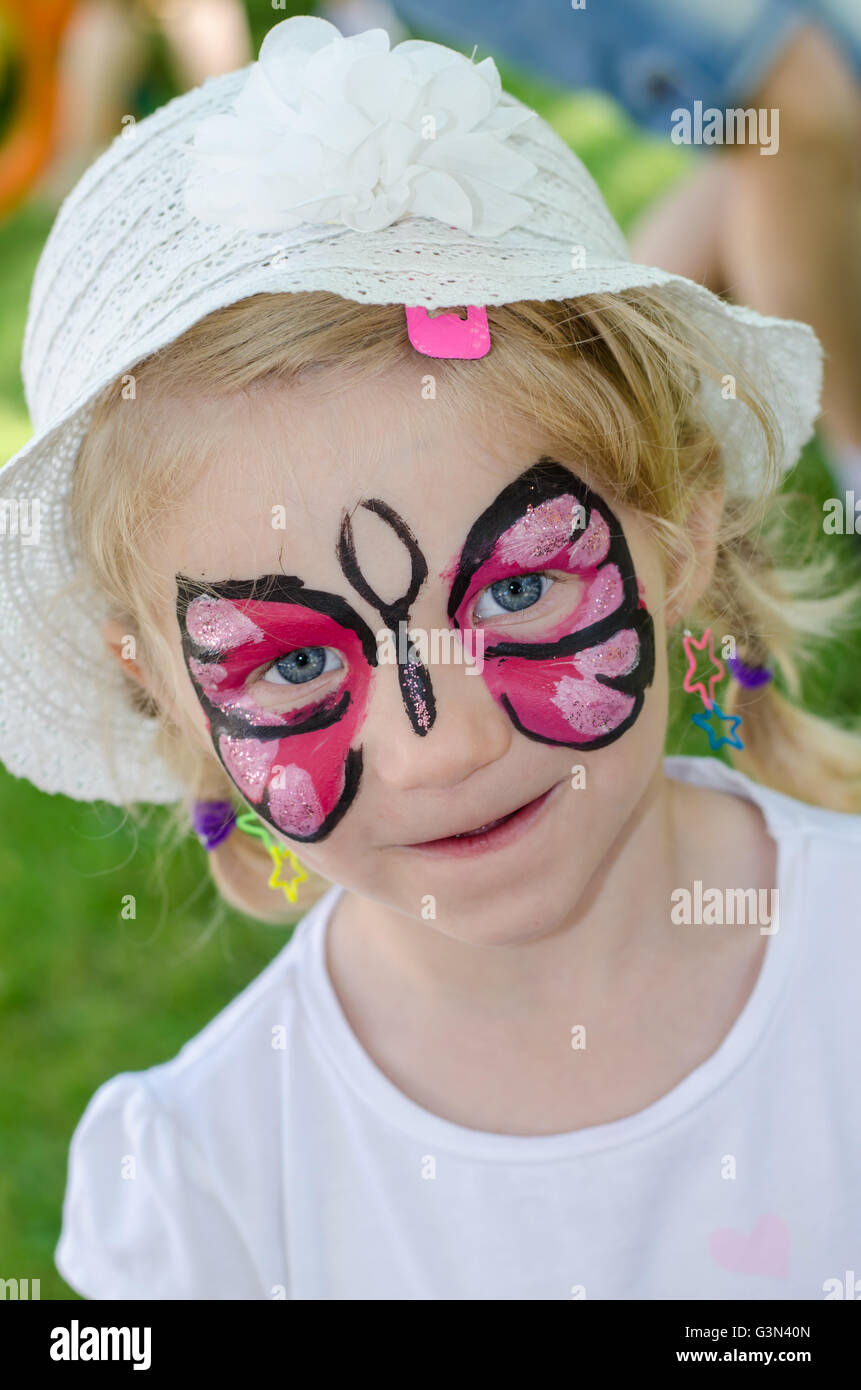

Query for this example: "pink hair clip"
[404,305,491,359]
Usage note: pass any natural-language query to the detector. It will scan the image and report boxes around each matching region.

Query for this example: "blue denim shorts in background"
[391,0,861,135]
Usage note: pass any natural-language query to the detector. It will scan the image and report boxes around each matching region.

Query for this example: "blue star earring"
[682,628,746,750]
[690,702,745,751]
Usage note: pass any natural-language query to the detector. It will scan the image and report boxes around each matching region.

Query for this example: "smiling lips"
[417,801,522,842]
[402,783,558,857]
[453,811,513,838]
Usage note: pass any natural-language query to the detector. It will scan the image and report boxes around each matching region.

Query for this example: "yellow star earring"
[235,810,308,904]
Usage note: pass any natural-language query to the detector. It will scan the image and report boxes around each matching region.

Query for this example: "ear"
[664,483,725,628]
[101,615,217,761]
[100,616,154,694]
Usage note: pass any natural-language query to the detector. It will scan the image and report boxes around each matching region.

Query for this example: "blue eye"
[473,573,552,619]
[262,647,343,685]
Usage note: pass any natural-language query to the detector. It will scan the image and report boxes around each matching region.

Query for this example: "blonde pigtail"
[723,680,861,814]
[698,520,861,813]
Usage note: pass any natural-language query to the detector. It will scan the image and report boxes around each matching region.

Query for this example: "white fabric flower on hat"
[183,14,539,237]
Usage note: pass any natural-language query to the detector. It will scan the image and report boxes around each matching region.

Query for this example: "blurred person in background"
[0,0,252,209]
[7,0,859,498]
[366,0,861,499]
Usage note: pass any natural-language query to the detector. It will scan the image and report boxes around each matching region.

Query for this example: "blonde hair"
[69,288,861,924]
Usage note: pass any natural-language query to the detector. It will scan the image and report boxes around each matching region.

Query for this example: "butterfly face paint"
[176,500,436,841]
[176,464,650,840]
[176,575,378,842]
[446,459,655,748]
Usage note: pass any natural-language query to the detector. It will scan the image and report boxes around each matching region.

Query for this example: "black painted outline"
[337,498,437,736]
[175,572,378,842]
[446,458,656,750]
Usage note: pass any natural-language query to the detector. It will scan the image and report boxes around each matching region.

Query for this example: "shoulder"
[148,903,314,1110]
[148,883,346,1112]
[55,887,339,1299]
[55,1068,265,1298]
[665,754,861,846]
[665,754,861,935]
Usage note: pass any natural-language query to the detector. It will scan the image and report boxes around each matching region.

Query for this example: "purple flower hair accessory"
[191,799,237,850]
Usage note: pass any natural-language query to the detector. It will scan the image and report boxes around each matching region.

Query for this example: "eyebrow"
[175,572,306,606]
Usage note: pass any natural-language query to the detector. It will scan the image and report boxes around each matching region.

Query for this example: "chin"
[415,870,586,948]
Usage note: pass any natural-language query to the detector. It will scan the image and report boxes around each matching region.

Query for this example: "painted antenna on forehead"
[404,305,491,359]
[337,498,437,737]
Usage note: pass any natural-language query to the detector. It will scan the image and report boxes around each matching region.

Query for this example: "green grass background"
[1,2,860,1297]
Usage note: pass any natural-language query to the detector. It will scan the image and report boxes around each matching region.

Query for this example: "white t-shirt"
[55,755,861,1301]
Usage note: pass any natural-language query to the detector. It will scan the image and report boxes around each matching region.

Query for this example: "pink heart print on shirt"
[709,1214,790,1279]
[445,459,655,748]
[176,575,378,842]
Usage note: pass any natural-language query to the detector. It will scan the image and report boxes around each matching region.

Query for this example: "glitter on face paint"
[552,675,634,734]
[497,495,582,566]
[573,628,640,678]
[337,497,436,736]
[575,565,625,629]
[186,594,265,651]
[189,656,228,698]
[218,732,278,802]
[177,575,378,842]
[568,511,610,567]
[268,763,324,837]
[444,460,656,751]
[402,659,432,731]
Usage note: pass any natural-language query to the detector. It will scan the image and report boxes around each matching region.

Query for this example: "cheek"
[485,628,645,745]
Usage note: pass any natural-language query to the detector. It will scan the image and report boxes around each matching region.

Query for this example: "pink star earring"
[683,627,745,751]
[682,627,725,710]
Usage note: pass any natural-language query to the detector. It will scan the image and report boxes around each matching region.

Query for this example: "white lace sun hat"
[0,15,822,806]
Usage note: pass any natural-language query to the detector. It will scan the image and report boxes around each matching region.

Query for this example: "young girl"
[2,15,860,1300]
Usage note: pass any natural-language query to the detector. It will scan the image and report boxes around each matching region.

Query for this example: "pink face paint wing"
[189,656,229,699]
[568,509,611,567]
[268,763,325,838]
[551,677,635,739]
[177,575,378,841]
[570,628,641,679]
[572,565,625,631]
[186,594,265,650]
[497,496,584,567]
[219,733,278,803]
[445,460,655,750]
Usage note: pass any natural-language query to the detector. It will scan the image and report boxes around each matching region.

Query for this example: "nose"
[367,649,512,792]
